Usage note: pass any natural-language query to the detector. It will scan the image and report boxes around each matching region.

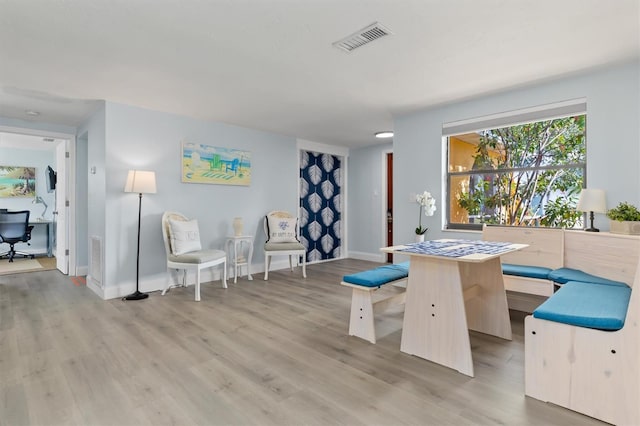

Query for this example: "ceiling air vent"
[43,138,55,143]
[332,22,393,52]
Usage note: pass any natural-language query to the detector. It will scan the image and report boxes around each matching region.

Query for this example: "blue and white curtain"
[299,151,342,262]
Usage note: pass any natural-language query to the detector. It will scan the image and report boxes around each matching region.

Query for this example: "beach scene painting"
[182,142,251,186]
[0,166,36,198]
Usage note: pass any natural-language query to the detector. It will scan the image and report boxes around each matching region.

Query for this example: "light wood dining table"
[382,239,527,377]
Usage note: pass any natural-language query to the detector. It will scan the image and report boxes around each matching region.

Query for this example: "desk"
[225,235,254,283]
[30,221,53,257]
[382,239,527,377]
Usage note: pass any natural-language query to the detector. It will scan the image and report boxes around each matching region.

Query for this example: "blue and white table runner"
[399,239,514,258]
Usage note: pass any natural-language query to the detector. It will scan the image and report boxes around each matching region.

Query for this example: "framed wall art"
[182,142,251,186]
[0,166,36,198]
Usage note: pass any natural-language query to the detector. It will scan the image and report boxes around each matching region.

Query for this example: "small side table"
[225,235,254,283]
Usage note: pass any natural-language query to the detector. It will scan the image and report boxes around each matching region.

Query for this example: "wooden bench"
[524,232,640,425]
[340,262,409,344]
[482,225,563,311]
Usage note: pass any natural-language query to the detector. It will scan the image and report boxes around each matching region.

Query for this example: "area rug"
[0,258,56,275]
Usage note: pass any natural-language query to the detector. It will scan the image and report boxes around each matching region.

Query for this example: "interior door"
[55,141,68,274]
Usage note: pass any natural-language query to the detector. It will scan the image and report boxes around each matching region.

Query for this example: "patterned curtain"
[299,151,342,262]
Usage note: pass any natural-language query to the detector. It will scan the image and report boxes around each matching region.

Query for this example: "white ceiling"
[0,0,638,149]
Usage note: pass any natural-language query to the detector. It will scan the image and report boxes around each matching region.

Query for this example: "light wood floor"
[0,259,604,425]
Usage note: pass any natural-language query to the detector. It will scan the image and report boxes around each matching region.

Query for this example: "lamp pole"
[123,170,156,301]
[124,192,148,300]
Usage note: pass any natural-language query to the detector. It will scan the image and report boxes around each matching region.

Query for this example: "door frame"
[0,125,76,275]
[381,149,393,263]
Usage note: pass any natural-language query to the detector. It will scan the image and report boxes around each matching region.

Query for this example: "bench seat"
[547,267,628,287]
[341,262,409,344]
[533,281,631,330]
[501,263,552,280]
[342,261,409,287]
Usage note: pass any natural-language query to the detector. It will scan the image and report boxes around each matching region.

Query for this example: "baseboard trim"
[348,251,385,262]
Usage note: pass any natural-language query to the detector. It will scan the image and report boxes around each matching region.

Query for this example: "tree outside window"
[447,115,586,229]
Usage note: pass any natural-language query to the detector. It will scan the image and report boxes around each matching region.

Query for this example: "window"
[446,114,586,230]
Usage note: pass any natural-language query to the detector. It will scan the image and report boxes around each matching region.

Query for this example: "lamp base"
[123,290,149,301]
[584,227,600,232]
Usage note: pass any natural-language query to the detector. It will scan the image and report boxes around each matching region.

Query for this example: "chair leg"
[222,260,228,289]
[195,268,201,302]
[302,254,307,278]
[289,255,294,271]
[264,254,270,280]
[162,268,172,295]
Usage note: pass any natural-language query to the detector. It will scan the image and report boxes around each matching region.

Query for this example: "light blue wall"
[0,146,56,253]
[98,102,298,296]
[347,142,392,260]
[390,61,640,245]
[75,132,89,268]
[77,103,106,278]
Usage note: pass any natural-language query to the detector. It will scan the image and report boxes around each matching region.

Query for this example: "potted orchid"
[415,190,436,242]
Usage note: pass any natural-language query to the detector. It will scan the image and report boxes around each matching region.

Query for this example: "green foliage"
[607,202,640,222]
[539,192,581,228]
[456,116,585,226]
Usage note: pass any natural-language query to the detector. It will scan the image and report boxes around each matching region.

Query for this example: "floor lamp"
[123,170,157,300]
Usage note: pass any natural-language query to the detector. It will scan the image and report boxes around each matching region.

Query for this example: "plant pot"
[415,234,425,243]
[609,220,640,235]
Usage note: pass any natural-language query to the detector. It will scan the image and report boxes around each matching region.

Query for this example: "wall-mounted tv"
[46,165,57,193]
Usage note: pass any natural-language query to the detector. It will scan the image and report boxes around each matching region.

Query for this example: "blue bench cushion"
[548,267,628,287]
[501,263,552,280]
[343,262,410,288]
[533,281,631,330]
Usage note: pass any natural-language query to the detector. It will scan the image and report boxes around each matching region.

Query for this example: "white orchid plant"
[415,190,437,235]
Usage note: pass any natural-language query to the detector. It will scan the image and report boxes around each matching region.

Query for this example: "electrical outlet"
[409,192,416,202]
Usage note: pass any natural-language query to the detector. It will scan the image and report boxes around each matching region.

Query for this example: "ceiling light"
[25,110,40,117]
[375,131,393,139]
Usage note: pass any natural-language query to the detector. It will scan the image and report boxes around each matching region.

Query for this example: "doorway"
[386,152,393,263]
[0,128,74,275]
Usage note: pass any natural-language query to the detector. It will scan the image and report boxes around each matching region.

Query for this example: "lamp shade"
[124,170,157,194]
[577,188,606,213]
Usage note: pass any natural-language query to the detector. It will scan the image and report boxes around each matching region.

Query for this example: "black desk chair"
[0,210,35,262]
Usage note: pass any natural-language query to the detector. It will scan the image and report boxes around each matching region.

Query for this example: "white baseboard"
[86,275,105,299]
[75,265,89,277]
[348,251,385,262]
[97,259,308,300]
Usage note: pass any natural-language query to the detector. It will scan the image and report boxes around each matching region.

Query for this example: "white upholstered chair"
[263,210,307,280]
[161,211,227,301]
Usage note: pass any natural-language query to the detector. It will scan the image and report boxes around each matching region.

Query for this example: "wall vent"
[332,22,393,52]
[89,236,103,288]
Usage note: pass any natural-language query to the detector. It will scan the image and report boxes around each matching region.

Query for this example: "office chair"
[0,210,35,262]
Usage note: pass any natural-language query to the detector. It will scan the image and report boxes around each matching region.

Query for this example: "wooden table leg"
[458,257,512,340]
[401,257,475,377]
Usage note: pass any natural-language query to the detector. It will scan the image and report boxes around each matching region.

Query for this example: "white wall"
[77,103,106,283]
[0,146,57,254]
[390,60,640,245]
[94,102,299,298]
[347,142,392,261]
